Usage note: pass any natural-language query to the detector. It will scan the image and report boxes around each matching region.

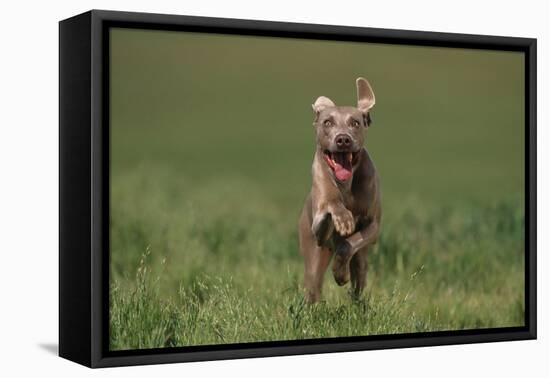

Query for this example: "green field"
[109,28,525,350]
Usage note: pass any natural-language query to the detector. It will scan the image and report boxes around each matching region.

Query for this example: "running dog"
[298,77,381,303]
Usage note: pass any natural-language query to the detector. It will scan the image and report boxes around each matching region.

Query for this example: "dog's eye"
[323,120,333,127]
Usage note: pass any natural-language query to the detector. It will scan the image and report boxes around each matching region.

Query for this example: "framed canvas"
[59,9,537,368]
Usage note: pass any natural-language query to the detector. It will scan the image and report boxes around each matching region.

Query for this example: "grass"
[108,28,525,350]
[109,168,524,350]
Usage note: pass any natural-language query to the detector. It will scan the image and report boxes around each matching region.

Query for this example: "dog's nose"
[335,134,352,148]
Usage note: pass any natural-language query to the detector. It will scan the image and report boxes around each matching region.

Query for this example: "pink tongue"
[334,162,352,181]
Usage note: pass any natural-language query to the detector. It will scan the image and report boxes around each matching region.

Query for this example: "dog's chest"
[342,187,370,217]
[341,192,360,214]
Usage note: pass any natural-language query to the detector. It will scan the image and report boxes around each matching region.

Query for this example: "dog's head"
[312,77,376,182]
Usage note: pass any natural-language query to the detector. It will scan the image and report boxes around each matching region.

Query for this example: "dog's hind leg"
[332,220,378,286]
[349,247,369,300]
[299,202,332,303]
[303,245,332,303]
[300,207,332,303]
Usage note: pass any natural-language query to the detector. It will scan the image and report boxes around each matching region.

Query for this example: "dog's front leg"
[327,203,356,237]
[311,202,354,246]
[332,221,379,286]
[311,211,334,246]
[344,220,380,253]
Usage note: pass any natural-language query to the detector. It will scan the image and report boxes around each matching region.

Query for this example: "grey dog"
[298,77,382,303]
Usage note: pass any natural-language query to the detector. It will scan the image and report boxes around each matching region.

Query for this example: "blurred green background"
[109,28,525,350]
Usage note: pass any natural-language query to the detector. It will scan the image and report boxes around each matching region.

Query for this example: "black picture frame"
[59,9,537,368]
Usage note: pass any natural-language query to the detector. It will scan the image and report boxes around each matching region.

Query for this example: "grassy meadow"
[109,28,526,350]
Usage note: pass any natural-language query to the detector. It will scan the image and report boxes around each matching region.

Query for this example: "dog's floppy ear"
[356,77,375,126]
[312,96,335,118]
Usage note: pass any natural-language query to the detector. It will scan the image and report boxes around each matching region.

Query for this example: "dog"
[298,77,381,304]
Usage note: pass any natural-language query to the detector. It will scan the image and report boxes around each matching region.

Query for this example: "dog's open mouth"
[323,151,358,182]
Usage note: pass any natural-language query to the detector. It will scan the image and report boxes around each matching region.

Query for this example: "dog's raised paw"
[332,208,355,236]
